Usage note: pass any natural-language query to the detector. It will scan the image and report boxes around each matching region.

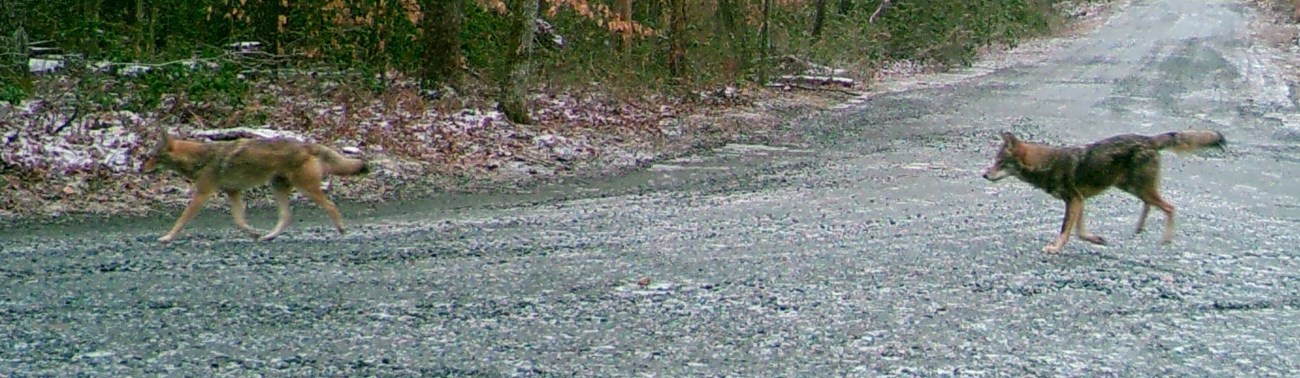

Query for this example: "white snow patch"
[719,143,807,154]
[0,107,147,173]
[120,64,152,76]
[190,127,307,141]
[28,58,64,73]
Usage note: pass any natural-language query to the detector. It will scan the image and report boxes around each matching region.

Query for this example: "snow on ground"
[1,105,143,173]
[0,88,650,177]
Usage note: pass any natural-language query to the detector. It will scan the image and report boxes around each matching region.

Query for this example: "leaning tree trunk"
[499,0,536,124]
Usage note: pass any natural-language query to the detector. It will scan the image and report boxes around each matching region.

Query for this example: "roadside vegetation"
[0,0,1102,220]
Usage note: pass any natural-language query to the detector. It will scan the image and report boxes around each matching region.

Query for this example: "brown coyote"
[142,130,369,243]
[982,130,1225,253]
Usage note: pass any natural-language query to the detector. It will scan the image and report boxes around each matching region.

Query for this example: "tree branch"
[869,0,892,24]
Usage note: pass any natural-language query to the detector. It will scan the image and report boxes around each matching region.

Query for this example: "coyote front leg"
[1074,205,1107,246]
[160,186,215,243]
[1043,197,1083,253]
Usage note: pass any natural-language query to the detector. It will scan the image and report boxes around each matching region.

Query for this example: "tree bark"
[134,0,145,56]
[617,0,632,52]
[83,0,101,57]
[499,0,536,124]
[667,0,687,78]
[716,0,736,37]
[423,0,465,89]
[758,0,772,83]
[812,0,828,40]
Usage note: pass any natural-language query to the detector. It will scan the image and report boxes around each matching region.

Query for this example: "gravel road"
[4,0,1300,376]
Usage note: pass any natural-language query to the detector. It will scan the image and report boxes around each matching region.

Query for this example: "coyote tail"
[1151,130,1226,154]
[310,144,370,176]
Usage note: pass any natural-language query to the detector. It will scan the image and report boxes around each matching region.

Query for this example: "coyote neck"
[1014,144,1080,200]
[167,139,215,180]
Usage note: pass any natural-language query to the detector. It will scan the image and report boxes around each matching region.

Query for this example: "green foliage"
[16,0,1084,103]
[69,62,248,112]
[133,63,248,111]
[787,0,1062,69]
[462,5,515,78]
[0,81,27,105]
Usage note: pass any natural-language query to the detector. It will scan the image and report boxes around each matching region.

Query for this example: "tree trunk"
[134,0,145,56]
[499,0,536,124]
[812,0,828,40]
[716,0,736,34]
[758,0,772,83]
[423,0,465,89]
[667,0,687,78]
[83,0,101,57]
[714,0,742,80]
[617,0,632,52]
[148,1,157,56]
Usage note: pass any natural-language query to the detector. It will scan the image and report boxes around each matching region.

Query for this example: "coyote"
[982,130,1224,253]
[142,130,369,243]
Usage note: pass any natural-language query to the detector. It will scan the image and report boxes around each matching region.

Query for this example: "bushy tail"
[1151,130,1226,154]
[310,144,370,176]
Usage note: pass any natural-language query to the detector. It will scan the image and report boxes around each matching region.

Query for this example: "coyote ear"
[153,127,172,150]
[999,132,1019,145]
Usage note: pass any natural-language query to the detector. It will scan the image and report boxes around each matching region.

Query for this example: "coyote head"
[141,128,174,173]
[982,132,1023,182]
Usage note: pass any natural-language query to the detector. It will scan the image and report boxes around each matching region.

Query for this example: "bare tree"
[667,0,687,78]
[423,0,465,89]
[499,0,537,124]
[617,0,632,52]
[758,0,772,83]
[812,0,829,40]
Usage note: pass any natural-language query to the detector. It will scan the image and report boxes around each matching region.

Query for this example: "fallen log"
[773,74,855,87]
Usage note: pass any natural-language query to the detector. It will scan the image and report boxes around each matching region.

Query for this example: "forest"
[0,0,1089,219]
[2,0,1073,114]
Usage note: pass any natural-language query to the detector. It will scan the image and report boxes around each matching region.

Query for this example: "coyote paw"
[1041,244,1062,254]
[1080,234,1107,245]
[157,235,174,244]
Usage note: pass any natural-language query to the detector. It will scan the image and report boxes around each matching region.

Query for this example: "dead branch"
[774,74,855,87]
[870,0,892,24]
[765,82,861,96]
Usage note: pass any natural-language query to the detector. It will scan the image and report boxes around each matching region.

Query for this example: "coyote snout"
[981,165,1010,181]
